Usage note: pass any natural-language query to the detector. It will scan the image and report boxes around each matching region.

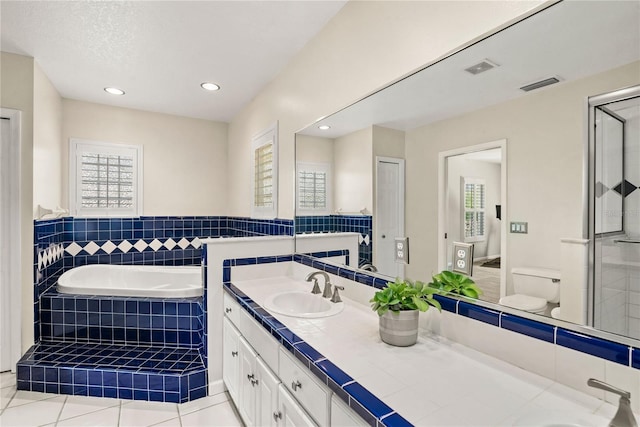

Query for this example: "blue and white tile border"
[224,253,640,427]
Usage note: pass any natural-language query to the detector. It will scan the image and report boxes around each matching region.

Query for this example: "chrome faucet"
[330,285,345,303]
[360,263,378,272]
[305,271,331,296]
[588,379,638,427]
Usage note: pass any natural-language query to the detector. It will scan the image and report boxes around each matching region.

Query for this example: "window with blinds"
[70,139,142,217]
[251,123,278,218]
[297,162,331,214]
[463,177,486,242]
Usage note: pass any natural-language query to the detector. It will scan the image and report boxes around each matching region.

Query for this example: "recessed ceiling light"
[201,82,220,91]
[318,125,331,130]
[104,87,125,96]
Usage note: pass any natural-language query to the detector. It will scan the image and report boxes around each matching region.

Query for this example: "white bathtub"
[57,264,203,298]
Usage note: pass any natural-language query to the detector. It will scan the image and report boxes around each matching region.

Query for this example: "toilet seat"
[499,294,547,313]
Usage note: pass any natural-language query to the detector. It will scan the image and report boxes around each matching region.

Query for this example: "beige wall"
[227,1,546,220]
[1,52,35,351]
[33,63,63,213]
[334,127,373,213]
[296,135,333,164]
[61,99,229,216]
[405,61,640,292]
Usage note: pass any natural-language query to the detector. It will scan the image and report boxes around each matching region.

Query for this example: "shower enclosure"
[589,85,640,339]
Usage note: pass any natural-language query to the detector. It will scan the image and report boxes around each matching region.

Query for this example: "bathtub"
[57,264,203,298]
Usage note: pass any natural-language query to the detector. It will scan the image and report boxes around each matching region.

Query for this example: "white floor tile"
[57,406,121,427]
[180,402,242,427]
[6,390,60,408]
[58,395,121,421]
[0,373,16,389]
[177,392,229,417]
[0,395,65,426]
[1,385,16,411]
[119,401,179,427]
[149,417,182,426]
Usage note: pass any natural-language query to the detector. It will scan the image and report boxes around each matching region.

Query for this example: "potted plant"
[370,279,441,347]
[428,270,482,299]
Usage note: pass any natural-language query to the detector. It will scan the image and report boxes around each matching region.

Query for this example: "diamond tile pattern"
[38,243,65,271]
[65,237,204,257]
[612,179,638,197]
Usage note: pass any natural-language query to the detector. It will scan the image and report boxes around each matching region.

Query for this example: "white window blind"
[70,139,143,217]
[297,162,331,215]
[463,177,486,242]
[251,123,278,219]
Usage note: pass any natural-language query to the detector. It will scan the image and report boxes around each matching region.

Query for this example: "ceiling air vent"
[464,59,499,75]
[520,77,561,92]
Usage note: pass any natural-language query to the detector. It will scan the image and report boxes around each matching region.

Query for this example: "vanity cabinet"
[277,384,317,426]
[238,337,258,425]
[222,317,240,402]
[331,395,368,427]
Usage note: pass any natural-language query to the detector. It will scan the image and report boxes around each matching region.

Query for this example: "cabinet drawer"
[278,348,330,426]
[239,310,279,373]
[223,291,242,325]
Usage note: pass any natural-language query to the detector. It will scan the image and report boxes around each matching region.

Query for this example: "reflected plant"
[370,278,442,316]
[428,270,482,299]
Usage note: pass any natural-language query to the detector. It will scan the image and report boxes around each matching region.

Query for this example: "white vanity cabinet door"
[256,356,280,427]
[222,317,241,402]
[223,292,241,325]
[238,337,258,426]
[277,385,317,427]
[331,395,368,427]
[278,348,330,426]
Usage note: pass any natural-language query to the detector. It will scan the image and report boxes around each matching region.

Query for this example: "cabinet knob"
[225,308,232,313]
[291,380,302,391]
[251,379,259,387]
[247,373,255,381]
[273,411,282,422]
[231,351,238,357]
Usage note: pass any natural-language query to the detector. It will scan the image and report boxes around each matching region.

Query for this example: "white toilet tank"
[512,267,561,303]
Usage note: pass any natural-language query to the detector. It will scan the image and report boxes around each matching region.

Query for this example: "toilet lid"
[499,294,547,312]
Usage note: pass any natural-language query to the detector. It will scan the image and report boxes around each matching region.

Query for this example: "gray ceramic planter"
[379,310,419,347]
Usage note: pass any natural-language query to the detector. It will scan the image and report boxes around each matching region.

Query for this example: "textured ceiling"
[1,1,346,122]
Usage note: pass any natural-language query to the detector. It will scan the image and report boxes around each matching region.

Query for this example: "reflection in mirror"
[295,0,640,343]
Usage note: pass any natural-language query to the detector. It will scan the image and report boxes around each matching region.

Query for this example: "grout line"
[117,400,122,427]
[54,395,68,426]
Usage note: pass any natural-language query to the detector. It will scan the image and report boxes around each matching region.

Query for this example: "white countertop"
[232,276,624,427]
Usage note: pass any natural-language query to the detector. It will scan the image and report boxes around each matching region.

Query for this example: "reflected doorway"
[375,157,405,278]
[438,140,507,303]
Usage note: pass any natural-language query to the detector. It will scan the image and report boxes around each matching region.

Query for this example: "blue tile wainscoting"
[21,216,290,403]
[295,215,372,266]
[223,253,640,427]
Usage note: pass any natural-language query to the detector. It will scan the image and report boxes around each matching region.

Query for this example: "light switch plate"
[510,222,528,234]
[394,237,409,264]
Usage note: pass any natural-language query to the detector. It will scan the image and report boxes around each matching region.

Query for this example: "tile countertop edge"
[222,283,411,427]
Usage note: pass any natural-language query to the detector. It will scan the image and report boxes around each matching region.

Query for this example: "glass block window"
[70,139,143,217]
[463,177,486,242]
[297,162,331,215]
[251,123,278,219]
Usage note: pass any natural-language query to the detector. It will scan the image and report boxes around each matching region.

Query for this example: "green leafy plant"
[370,279,442,316]
[428,270,482,299]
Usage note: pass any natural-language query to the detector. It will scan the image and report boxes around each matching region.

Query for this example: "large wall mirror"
[294,0,640,343]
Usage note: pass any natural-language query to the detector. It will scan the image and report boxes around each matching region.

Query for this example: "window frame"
[251,123,278,219]
[462,177,486,243]
[296,161,332,216]
[69,138,143,217]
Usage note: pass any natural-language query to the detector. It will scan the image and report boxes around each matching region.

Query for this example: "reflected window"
[252,123,278,218]
[297,162,331,215]
[463,177,485,242]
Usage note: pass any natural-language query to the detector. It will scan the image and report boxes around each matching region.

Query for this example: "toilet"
[499,267,561,314]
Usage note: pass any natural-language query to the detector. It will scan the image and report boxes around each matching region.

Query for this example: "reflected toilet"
[499,267,561,315]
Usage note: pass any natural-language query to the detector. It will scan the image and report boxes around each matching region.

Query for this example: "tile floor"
[0,372,243,427]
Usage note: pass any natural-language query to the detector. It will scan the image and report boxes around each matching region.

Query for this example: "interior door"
[375,158,405,277]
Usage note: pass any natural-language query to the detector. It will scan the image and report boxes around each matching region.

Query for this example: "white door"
[238,337,258,426]
[222,318,240,402]
[256,357,280,427]
[277,385,317,427]
[0,118,10,371]
[375,157,405,278]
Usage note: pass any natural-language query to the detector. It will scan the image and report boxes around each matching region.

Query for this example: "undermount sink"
[263,291,344,318]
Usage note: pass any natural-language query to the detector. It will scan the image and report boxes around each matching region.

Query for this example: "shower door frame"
[586,84,640,327]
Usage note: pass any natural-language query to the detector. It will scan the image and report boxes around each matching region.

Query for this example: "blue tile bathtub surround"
[556,329,629,366]
[294,255,640,372]
[295,215,373,265]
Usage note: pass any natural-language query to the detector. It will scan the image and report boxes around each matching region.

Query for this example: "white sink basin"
[263,291,344,318]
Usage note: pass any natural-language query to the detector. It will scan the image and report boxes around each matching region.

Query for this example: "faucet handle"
[588,379,631,399]
[310,278,321,294]
[322,281,333,298]
[330,285,345,303]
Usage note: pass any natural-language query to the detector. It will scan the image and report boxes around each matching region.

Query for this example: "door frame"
[375,156,405,279]
[0,108,22,371]
[437,139,507,297]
